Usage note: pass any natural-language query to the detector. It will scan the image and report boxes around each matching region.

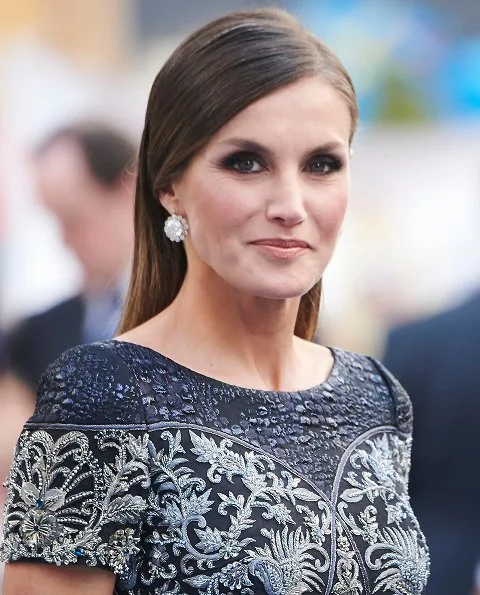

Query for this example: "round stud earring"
[164,212,189,242]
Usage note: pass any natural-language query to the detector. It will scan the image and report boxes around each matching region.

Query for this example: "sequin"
[0,340,429,594]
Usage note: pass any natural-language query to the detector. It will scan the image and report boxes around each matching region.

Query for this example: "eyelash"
[222,152,264,173]
[221,151,344,175]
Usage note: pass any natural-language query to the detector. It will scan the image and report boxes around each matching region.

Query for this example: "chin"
[239,278,316,301]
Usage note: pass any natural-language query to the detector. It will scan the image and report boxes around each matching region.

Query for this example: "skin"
[33,139,134,293]
[3,75,352,594]
[2,563,116,595]
[122,76,352,392]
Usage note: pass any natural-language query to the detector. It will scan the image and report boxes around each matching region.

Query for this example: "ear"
[158,183,177,214]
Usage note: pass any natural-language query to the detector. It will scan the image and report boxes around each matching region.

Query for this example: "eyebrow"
[216,137,348,160]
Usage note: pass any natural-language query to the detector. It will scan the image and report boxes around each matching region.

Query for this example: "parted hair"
[119,8,358,340]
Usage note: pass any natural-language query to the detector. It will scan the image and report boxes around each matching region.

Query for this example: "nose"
[265,172,307,227]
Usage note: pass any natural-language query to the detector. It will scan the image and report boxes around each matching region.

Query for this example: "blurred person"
[1,9,429,595]
[6,123,136,393]
[383,290,480,595]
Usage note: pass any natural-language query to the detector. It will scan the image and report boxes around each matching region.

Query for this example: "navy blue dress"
[1,341,429,594]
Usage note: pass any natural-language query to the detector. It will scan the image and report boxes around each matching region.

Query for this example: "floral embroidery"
[332,527,363,594]
[1,429,149,574]
[337,433,430,594]
[1,425,429,594]
[142,429,331,595]
[366,527,430,594]
[98,528,141,575]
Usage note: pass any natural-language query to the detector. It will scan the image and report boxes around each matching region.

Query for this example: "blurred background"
[1,0,480,355]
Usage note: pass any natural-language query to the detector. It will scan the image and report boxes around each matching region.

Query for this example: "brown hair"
[119,8,358,340]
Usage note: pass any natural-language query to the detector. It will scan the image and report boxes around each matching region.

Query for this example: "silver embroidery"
[332,526,363,594]
[144,429,331,595]
[1,427,429,594]
[337,433,429,594]
[2,429,149,574]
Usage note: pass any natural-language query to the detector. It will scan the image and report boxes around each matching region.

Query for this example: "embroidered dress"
[0,341,429,594]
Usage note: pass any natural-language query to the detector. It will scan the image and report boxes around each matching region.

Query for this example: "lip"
[250,238,310,260]
[250,239,310,249]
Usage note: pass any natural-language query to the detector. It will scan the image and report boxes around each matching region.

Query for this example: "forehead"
[35,139,89,181]
[209,76,351,148]
[33,140,97,215]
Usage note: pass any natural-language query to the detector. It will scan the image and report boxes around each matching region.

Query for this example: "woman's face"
[166,76,351,301]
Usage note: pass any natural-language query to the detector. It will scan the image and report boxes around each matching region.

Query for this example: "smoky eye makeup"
[215,141,347,176]
[220,151,266,173]
[305,153,345,174]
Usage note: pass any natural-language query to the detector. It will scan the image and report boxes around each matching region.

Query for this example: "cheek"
[187,179,255,236]
[333,194,349,227]
[313,189,348,237]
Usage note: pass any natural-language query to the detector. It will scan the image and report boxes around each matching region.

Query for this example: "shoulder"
[332,347,389,381]
[1,341,150,575]
[368,356,412,434]
[334,348,412,435]
[32,341,145,426]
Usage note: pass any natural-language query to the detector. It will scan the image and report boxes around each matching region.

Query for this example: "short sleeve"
[0,343,151,580]
[366,356,415,491]
[368,356,413,436]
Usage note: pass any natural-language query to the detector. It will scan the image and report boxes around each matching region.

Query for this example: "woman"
[1,8,429,595]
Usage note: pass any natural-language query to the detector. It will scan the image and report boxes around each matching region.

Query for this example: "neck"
[159,269,304,391]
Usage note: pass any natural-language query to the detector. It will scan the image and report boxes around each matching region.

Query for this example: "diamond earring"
[164,212,189,242]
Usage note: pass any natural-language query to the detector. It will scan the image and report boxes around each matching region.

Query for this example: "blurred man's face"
[34,139,133,291]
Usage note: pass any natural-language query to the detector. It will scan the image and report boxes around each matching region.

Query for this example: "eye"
[306,155,343,175]
[222,152,264,173]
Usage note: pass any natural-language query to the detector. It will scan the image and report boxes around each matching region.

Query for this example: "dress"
[0,341,429,594]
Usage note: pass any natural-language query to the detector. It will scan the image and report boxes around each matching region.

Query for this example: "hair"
[34,122,137,187]
[119,7,358,340]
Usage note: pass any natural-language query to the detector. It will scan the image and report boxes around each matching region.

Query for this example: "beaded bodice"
[1,341,429,594]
